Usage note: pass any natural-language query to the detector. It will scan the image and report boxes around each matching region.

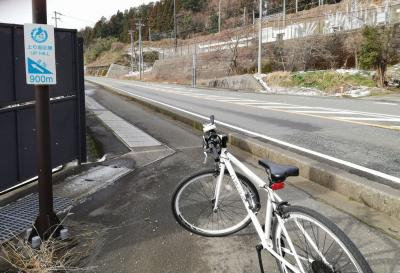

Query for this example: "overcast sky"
[0,0,154,30]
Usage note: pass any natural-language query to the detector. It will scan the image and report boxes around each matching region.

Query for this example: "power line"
[61,14,96,24]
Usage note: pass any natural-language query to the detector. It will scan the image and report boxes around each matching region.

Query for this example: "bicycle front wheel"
[272,206,373,273]
[172,169,260,237]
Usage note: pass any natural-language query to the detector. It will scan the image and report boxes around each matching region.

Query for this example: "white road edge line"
[90,80,400,185]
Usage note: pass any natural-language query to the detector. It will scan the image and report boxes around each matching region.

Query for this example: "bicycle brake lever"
[203,151,208,164]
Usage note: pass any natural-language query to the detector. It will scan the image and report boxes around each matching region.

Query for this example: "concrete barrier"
[87,78,400,220]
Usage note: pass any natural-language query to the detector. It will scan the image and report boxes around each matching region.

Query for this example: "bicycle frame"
[213,148,306,273]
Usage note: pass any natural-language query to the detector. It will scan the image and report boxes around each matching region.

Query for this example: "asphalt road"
[77,83,399,273]
[86,77,400,187]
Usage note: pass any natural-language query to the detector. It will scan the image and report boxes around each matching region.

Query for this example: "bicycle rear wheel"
[172,169,260,237]
[272,206,373,273]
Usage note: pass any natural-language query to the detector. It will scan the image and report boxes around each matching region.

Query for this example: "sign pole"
[31,0,60,240]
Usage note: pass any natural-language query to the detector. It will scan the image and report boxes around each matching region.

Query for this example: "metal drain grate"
[0,193,72,243]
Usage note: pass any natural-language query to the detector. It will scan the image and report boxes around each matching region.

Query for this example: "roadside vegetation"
[265,70,375,93]
[84,37,118,64]
[264,25,399,94]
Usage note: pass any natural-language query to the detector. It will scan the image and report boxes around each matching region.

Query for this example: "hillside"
[79,0,348,50]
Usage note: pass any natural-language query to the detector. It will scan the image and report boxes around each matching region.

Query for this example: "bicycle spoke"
[174,171,259,236]
[274,210,368,273]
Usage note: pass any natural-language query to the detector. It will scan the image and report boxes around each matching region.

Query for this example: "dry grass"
[87,42,130,67]
[264,71,292,87]
[0,216,97,273]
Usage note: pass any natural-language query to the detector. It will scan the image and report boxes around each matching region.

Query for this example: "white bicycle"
[172,115,373,273]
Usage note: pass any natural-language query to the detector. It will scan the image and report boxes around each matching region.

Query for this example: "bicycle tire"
[272,206,373,273]
[172,169,260,237]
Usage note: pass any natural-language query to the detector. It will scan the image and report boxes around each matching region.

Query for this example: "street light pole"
[257,0,263,74]
[31,0,60,240]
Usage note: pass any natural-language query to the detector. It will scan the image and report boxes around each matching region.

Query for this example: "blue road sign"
[27,58,53,74]
[24,24,57,85]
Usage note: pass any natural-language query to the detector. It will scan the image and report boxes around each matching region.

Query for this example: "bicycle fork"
[212,163,225,212]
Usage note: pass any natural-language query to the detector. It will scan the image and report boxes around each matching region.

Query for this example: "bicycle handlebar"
[202,115,228,163]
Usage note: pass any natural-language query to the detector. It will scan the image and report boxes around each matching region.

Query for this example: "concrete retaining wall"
[86,65,110,77]
[151,48,256,83]
[206,74,264,91]
[106,64,130,78]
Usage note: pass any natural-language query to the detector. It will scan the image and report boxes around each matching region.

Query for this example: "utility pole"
[31,0,60,240]
[52,11,62,27]
[283,0,286,25]
[128,30,135,73]
[258,0,263,74]
[174,0,177,52]
[149,26,152,41]
[296,0,298,13]
[243,7,247,26]
[253,9,255,25]
[136,20,144,80]
[218,0,221,33]
[192,54,196,87]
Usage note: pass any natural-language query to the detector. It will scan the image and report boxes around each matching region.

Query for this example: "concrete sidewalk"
[52,82,398,273]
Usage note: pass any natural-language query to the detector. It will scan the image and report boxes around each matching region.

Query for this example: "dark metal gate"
[0,23,86,193]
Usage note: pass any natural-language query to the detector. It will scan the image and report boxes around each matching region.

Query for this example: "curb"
[87,78,400,220]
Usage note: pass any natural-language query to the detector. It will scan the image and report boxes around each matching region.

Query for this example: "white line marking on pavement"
[90,80,400,185]
[336,117,400,122]
[257,106,314,109]
[217,98,256,103]
[290,111,356,114]
[236,102,290,105]
[374,102,398,106]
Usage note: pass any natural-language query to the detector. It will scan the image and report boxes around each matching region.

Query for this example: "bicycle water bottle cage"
[258,160,299,185]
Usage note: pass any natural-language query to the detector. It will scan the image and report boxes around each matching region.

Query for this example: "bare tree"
[273,35,286,71]
[343,31,363,69]
[227,34,241,75]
